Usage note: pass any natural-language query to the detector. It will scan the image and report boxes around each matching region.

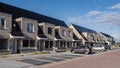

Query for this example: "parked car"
[93,45,105,51]
[71,45,93,54]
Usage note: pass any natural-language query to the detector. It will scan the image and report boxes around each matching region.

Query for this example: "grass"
[0,55,10,58]
[66,48,71,51]
[0,51,50,58]
[33,51,50,55]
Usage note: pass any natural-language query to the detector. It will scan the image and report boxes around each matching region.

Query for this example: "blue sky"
[0,0,120,42]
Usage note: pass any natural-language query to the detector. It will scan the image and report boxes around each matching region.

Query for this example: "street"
[0,47,120,68]
[45,48,120,68]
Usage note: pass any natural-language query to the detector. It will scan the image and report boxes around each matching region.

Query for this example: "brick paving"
[45,49,120,68]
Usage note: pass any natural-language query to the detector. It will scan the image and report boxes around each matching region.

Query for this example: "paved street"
[0,47,120,68]
[0,52,85,68]
[44,48,120,68]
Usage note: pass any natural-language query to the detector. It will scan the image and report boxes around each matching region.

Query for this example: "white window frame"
[68,31,72,37]
[0,18,6,29]
[62,30,66,37]
[27,23,34,33]
[48,27,52,35]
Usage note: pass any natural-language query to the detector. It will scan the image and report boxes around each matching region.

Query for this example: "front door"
[11,40,21,54]
[11,40,17,54]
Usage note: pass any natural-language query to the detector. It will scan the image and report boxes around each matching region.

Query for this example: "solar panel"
[0,2,68,27]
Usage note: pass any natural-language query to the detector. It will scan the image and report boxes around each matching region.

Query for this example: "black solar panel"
[0,2,68,27]
[100,32,112,38]
[72,24,97,34]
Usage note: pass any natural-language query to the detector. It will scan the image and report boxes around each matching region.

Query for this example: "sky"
[0,0,120,42]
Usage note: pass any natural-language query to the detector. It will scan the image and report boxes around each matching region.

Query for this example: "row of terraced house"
[0,2,115,54]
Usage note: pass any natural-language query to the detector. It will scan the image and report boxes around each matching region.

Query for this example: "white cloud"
[110,3,120,9]
[85,10,102,17]
[67,16,82,23]
[111,34,120,42]
[93,11,120,25]
[66,3,120,42]
[67,10,120,26]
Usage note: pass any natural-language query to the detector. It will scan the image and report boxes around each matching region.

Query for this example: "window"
[23,40,35,47]
[68,31,72,37]
[27,23,34,33]
[30,40,35,47]
[23,40,29,47]
[0,18,6,29]
[62,30,66,36]
[48,27,52,35]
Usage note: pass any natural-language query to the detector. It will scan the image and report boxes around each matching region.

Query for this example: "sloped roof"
[55,30,62,40]
[72,24,97,34]
[0,2,68,27]
[100,32,113,38]
[80,33,88,41]
[38,34,48,39]
[73,34,79,40]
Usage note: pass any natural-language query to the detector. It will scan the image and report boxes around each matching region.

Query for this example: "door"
[11,40,21,54]
[17,40,21,53]
[11,40,17,54]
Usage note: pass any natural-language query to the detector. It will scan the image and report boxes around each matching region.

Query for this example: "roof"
[11,21,24,37]
[72,24,97,34]
[73,34,79,40]
[0,2,68,27]
[55,30,62,40]
[100,32,113,38]
[38,34,48,39]
[10,31,24,37]
[80,33,88,41]
[38,26,48,39]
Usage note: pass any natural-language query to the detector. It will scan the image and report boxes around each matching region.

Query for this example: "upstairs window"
[0,18,6,29]
[62,30,66,37]
[68,31,72,37]
[48,27,52,35]
[27,23,34,33]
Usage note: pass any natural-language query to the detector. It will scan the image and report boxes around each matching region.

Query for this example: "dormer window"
[0,18,6,29]
[48,27,52,35]
[27,23,34,33]
[62,30,66,37]
[68,31,72,37]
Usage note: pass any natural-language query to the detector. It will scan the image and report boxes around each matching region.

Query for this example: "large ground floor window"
[0,39,8,50]
[45,41,53,49]
[23,40,29,47]
[30,40,35,47]
[23,40,35,47]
